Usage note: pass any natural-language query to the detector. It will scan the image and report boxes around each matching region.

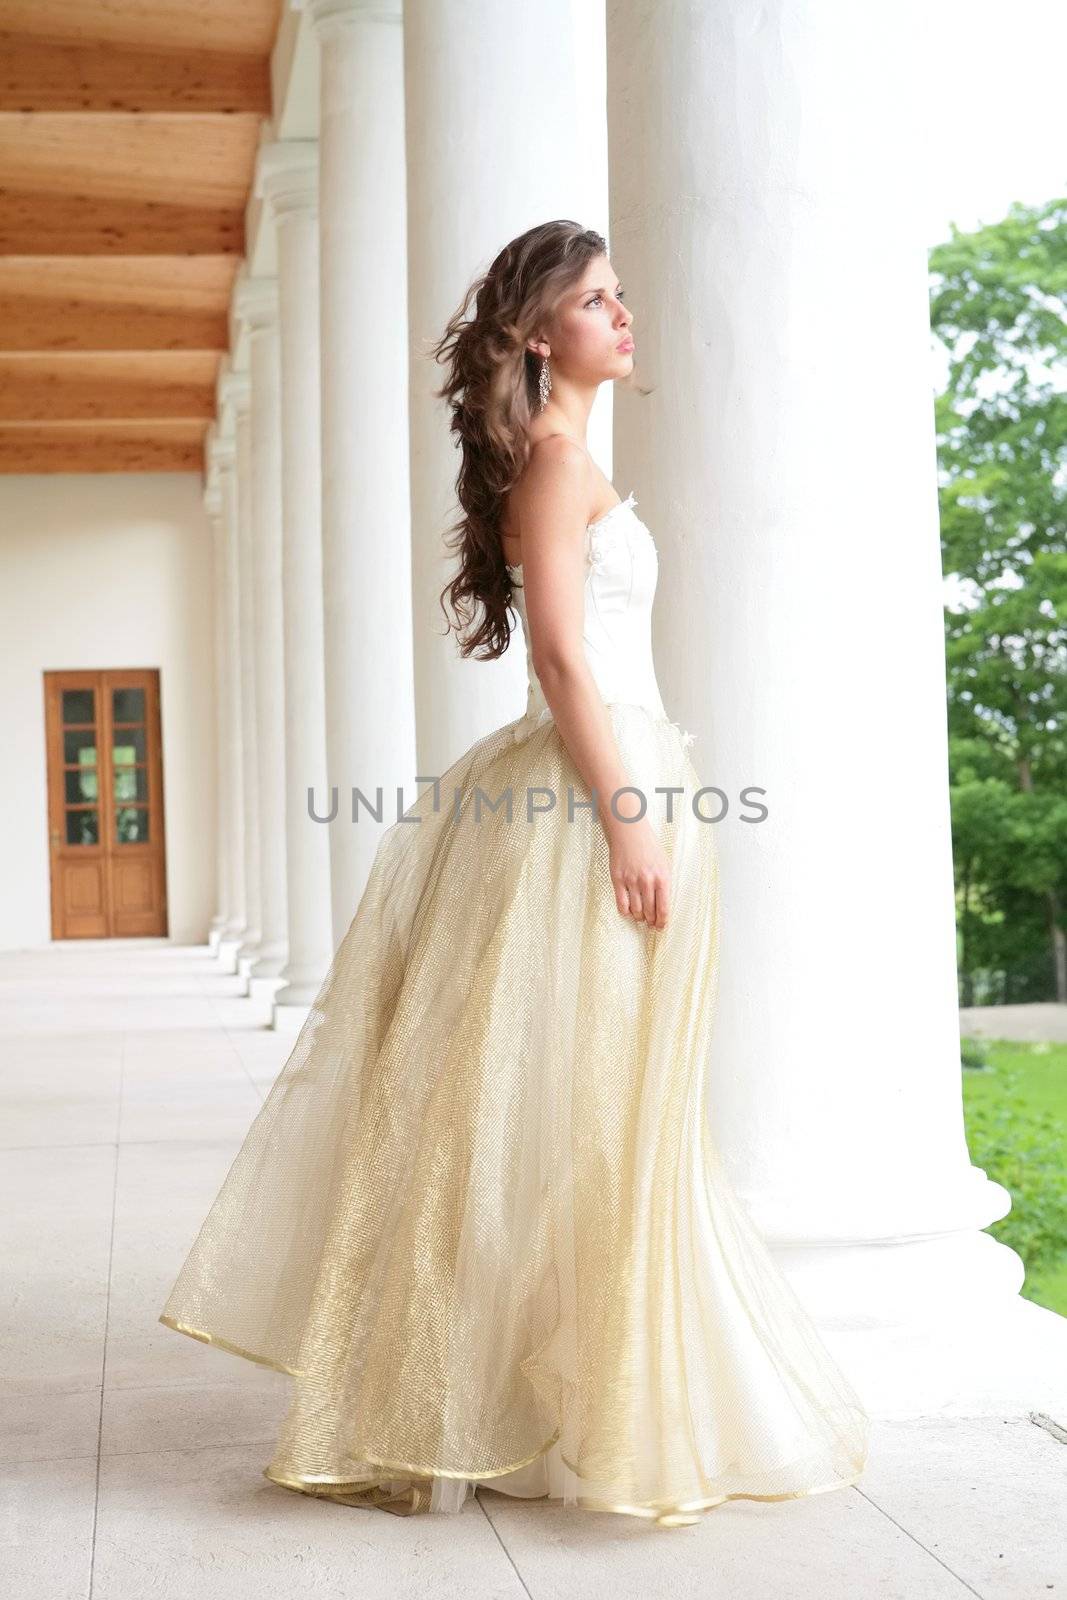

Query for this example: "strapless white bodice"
[507,491,673,732]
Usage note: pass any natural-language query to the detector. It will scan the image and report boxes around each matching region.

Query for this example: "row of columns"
[206,0,596,1011]
[199,0,1032,1403]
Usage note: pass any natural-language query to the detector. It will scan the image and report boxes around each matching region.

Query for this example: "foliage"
[930,198,1067,1001]
[961,1035,991,1070]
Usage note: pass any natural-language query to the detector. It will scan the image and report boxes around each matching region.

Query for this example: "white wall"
[0,473,216,948]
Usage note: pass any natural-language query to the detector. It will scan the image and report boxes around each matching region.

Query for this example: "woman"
[159,220,870,1527]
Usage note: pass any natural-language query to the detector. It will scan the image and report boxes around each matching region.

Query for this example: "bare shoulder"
[509,434,593,530]
[526,432,591,477]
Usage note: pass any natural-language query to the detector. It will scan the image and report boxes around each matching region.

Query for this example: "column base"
[272,998,313,1033]
[249,972,286,1006]
[236,941,260,984]
[250,941,288,980]
[273,964,329,1008]
[215,937,242,974]
[768,1217,1067,1419]
[827,1290,1067,1421]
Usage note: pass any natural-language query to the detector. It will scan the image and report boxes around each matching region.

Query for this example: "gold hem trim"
[264,1424,563,1493]
[157,1314,305,1378]
[160,1329,868,1526]
[264,1471,432,1516]
[555,1451,868,1524]
[263,1440,866,1528]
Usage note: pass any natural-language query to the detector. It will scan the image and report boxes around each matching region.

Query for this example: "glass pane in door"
[64,728,97,764]
[112,687,146,724]
[112,728,146,765]
[112,765,147,803]
[65,768,98,803]
[62,689,95,724]
[115,806,150,844]
[65,809,99,845]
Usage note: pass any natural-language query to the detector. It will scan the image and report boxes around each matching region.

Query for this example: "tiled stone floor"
[1,939,1063,1599]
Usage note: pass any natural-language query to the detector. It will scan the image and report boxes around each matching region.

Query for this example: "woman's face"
[541,255,635,382]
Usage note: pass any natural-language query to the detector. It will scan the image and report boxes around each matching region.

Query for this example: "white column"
[257,141,335,1017]
[204,468,229,949]
[204,426,245,966]
[404,0,609,775]
[308,0,416,945]
[235,274,289,982]
[231,379,263,974]
[215,428,247,953]
[607,0,1045,1410]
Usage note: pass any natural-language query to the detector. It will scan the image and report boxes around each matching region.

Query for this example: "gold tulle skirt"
[159,702,870,1527]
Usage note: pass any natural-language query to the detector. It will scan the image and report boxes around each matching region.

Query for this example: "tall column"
[204,467,229,949]
[308,0,416,945]
[607,0,1030,1408]
[215,427,247,953]
[404,0,608,775]
[235,274,289,982]
[257,141,335,1017]
[231,378,263,974]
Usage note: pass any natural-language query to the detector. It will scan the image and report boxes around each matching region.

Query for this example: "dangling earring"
[538,354,552,411]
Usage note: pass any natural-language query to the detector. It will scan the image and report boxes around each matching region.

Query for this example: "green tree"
[930,198,1067,1001]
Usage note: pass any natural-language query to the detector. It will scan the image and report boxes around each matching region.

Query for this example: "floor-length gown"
[159,489,870,1527]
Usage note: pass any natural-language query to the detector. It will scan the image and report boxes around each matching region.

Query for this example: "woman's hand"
[606,812,671,930]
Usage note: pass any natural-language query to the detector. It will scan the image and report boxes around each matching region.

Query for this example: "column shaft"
[404,0,608,775]
[240,279,289,980]
[311,0,416,944]
[234,400,263,965]
[218,447,247,943]
[205,483,229,941]
[607,0,1017,1399]
[260,143,335,1011]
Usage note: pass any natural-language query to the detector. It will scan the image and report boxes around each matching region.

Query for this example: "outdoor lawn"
[962,1038,1067,1316]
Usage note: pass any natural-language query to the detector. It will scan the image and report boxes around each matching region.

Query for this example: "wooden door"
[44,669,168,938]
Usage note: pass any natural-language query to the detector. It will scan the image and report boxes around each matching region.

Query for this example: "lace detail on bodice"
[505,492,696,749]
[586,490,639,571]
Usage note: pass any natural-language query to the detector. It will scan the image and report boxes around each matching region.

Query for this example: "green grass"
[1024,1250,1067,1316]
[963,1038,1067,1120]
[961,1038,1067,1317]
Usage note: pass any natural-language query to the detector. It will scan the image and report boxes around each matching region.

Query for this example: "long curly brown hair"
[429,219,609,661]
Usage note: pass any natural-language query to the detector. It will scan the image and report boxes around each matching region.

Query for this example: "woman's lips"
[617,339,635,352]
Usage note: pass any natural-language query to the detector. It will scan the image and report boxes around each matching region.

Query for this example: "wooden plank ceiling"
[0,0,281,473]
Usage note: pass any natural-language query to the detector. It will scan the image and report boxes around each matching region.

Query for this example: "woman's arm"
[508,435,670,930]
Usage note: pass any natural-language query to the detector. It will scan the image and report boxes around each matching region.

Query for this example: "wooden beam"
[0,352,219,421]
[0,420,206,473]
[0,4,282,467]
[0,257,236,351]
[0,37,271,114]
[0,113,257,254]
[0,197,245,258]
[0,2,283,57]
